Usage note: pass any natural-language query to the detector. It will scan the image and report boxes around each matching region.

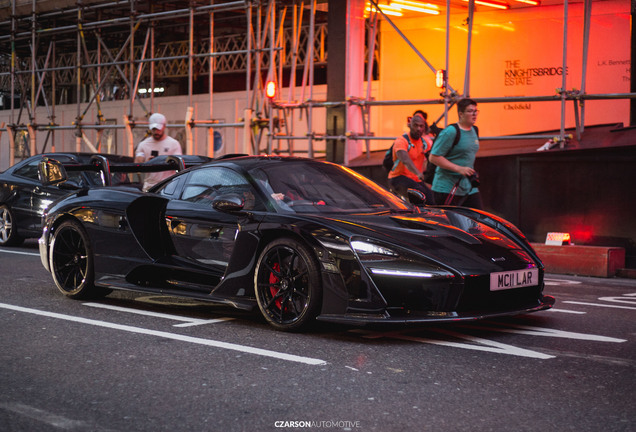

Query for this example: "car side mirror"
[406,188,426,206]
[212,193,245,213]
[38,158,69,186]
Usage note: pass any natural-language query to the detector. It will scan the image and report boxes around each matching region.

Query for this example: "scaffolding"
[0,0,332,165]
[0,0,634,168]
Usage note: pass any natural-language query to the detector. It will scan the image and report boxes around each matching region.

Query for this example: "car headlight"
[368,268,436,278]
[351,239,454,280]
[351,240,398,257]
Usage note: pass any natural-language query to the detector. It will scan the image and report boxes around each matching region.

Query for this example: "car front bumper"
[38,227,50,272]
[316,295,556,325]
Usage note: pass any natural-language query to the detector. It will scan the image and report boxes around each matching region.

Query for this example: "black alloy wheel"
[0,205,25,246]
[254,238,322,331]
[49,219,109,299]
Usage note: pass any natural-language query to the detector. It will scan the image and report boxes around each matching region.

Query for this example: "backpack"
[423,123,479,184]
[382,133,413,172]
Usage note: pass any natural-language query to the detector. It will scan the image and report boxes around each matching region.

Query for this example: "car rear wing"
[38,154,211,186]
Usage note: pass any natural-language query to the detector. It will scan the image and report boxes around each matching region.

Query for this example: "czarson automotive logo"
[274,420,361,428]
[504,59,567,87]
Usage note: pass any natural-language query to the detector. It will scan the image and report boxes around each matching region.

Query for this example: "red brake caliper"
[269,262,283,309]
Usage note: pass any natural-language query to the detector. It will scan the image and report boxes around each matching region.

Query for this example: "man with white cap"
[134,112,183,190]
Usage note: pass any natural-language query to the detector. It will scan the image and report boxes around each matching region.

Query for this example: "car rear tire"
[254,238,322,331]
[49,219,110,299]
[0,205,25,247]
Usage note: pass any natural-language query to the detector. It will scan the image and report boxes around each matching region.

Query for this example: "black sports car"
[0,153,210,246]
[38,155,554,331]
[0,153,136,246]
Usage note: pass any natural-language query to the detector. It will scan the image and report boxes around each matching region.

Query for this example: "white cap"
[148,113,166,130]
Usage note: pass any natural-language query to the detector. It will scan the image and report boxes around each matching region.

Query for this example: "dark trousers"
[389,175,436,205]
[433,191,483,209]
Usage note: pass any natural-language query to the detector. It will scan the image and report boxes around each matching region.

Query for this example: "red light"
[265,81,276,99]
[435,69,446,89]
[545,232,571,246]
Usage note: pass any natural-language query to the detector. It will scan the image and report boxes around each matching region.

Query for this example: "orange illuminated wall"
[374,0,630,144]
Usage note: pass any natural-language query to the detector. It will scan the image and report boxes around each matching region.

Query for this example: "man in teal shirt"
[429,98,483,209]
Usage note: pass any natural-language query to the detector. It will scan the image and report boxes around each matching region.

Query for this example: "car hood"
[306,207,537,274]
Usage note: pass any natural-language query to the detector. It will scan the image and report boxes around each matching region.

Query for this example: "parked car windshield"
[248,161,412,214]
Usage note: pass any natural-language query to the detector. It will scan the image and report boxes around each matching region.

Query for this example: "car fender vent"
[390,215,481,244]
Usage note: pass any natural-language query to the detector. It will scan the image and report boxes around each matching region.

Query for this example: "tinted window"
[178,167,265,211]
[110,172,142,188]
[14,160,40,180]
[67,171,92,187]
[249,161,410,214]
[157,176,184,197]
[14,156,99,187]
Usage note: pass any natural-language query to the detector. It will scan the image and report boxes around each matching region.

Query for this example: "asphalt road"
[1,240,634,432]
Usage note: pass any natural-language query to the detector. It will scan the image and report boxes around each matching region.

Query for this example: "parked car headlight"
[351,240,398,257]
[351,238,454,280]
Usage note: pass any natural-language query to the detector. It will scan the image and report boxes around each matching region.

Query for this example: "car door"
[16,158,92,232]
[163,166,264,277]
[9,158,59,232]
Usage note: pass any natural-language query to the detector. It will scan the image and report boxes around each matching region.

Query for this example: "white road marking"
[83,302,234,327]
[173,320,233,328]
[563,301,636,311]
[547,308,587,314]
[544,278,583,286]
[353,328,554,359]
[0,402,117,432]
[0,248,39,257]
[464,323,626,343]
[0,302,326,366]
[350,319,626,359]
[597,295,636,305]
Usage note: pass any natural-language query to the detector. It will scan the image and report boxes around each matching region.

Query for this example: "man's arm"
[396,149,426,182]
[429,154,474,177]
[134,140,146,163]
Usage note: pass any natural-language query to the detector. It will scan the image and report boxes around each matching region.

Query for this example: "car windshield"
[248,161,412,214]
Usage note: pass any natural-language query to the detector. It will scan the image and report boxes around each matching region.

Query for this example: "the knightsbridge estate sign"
[504,60,568,87]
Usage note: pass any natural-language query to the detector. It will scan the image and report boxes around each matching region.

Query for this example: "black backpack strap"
[451,123,461,149]
[449,123,479,149]
[402,133,414,151]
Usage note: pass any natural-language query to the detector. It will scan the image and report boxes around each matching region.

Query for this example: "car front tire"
[49,219,110,299]
[254,238,322,331]
[0,204,25,247]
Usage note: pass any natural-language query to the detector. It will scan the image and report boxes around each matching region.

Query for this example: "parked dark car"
[0,153,135,246]
[38,155,554,331]
[0,152,210,246]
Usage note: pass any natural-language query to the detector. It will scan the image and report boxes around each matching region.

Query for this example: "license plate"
[490,268,539,291]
